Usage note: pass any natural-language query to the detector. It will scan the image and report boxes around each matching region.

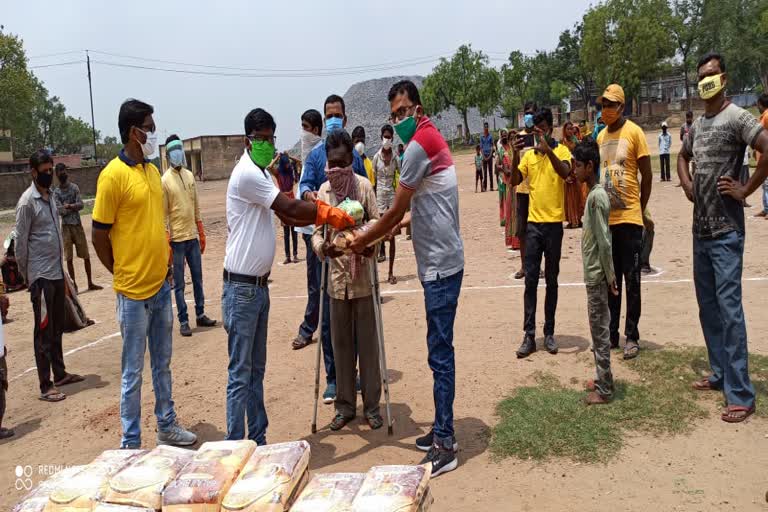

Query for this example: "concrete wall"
[201,136,244,180]
[0,165,102,209]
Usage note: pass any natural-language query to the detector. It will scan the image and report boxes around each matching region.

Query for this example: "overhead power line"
[29,60,85,69]
[27,49,83,60]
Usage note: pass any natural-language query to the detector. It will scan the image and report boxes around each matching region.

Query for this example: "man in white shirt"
[222,108,354,444]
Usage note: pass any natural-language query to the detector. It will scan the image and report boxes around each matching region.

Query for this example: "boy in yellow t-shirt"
[509,108,572,358]
[596,84,653,361]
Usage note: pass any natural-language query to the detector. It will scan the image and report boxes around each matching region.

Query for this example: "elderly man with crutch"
[310,130,392,433]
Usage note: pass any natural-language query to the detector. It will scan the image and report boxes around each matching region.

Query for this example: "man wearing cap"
[659,122,672,182]
[162,134,217,338]
[596,84,653,361]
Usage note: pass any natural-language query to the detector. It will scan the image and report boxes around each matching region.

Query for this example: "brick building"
[158,134,244,180]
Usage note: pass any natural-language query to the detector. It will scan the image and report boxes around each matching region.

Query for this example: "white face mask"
[137,128,157,158]
[300,129,322,162]
[382,137,393,150]
[355,142,365,155]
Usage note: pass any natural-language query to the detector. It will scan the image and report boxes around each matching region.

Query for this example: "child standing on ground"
[573,140,618,405]
[0,291,12,438]
[474,145,483,193]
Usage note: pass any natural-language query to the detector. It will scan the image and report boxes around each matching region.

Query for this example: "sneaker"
[544,334,558,355]
[420,442,458,477]
[196,315,217,328]
[157,423,197,447]
[179,322,193,337]
[415,429,458,452]
[323,383,336,404]
[516,335,537,359]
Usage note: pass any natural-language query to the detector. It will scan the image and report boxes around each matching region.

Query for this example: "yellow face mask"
[698,73,725,100]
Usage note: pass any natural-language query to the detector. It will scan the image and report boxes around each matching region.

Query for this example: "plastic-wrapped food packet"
[47,450,145,512]
[291,473,366,512]
[12,466,86,512]
[331,220,386,254]
[336,198,365,226]
[92,504,154,512]
[163,440,256,512]
[100,445,194,510]
[221,441,311,512]
[350,465,431,512]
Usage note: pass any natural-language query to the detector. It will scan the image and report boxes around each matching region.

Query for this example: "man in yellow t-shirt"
[510,107,572,358]
[596,84,653,360]
[91,99,196,449]
[162,134,216,338]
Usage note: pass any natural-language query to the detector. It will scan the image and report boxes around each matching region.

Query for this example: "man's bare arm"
[353,185,414,249]
[638,155,653,211]
[91,226,114,274]
[271,192,318,227]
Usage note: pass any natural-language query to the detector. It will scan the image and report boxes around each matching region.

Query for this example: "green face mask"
[250,140,275,169]
[394,116,417,144]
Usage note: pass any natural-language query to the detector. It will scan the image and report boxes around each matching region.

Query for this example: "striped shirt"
[399,116,464,282]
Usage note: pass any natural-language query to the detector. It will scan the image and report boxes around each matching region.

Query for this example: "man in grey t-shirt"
[678,52,768,423]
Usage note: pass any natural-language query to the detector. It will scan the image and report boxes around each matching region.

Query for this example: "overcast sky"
[6,0,594,151]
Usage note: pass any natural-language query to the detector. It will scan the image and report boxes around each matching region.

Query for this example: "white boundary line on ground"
[10,275,768,382]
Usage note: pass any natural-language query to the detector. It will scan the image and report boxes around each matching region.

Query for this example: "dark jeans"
[609,224,643,344]
[523,223,563,336]
[693,231,755,407]
[660,153,671,181]
[0,351,7,428]
[171,239,205,324]
[30,278,67,394]
[297,234,334,384]
[423,270,463,444]
[482,156,494,191]
[641,228,654,269]
[222,281,269,444]
[283,225,298,259]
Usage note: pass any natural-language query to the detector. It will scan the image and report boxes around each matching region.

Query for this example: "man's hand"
[566,173,576,185]
[610,280,619,296]
[303,190,318,202]
[681,180,694,202]
[315,200,355,230]
[642,213,655,232]
[717,176,746,201]
[321,240,344,259]
[534,128,551,154]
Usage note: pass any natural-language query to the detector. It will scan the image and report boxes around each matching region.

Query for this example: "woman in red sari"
[562,122,584,229]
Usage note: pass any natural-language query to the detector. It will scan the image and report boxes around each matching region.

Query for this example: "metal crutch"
[369,250,394,435]
[311,227,328,434]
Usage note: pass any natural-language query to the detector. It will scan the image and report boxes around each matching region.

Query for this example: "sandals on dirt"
[514,270,525,280]
[366,413,384,430]
[0,427,14,439]
[584,391,612,405]
[292,336,314,351]
[330,414,355,431]
[54,373,85,387]
[388,275,398,285]
[721,405,755,423]
[39,388,66,402]
[623,341,640,360]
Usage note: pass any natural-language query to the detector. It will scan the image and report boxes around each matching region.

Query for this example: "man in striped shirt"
[350,80,464,477]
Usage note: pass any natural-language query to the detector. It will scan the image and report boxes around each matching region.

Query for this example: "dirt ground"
[1,144,767,511]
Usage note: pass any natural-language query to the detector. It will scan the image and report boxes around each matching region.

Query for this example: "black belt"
[223,270,270,287]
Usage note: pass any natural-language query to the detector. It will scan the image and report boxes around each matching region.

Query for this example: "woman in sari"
[496,130,507,226]
[562,122,584,229]
[497,131,519,250]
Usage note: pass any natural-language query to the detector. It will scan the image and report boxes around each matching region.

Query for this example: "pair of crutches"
[311,236,394,435]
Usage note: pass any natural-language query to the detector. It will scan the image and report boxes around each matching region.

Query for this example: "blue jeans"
[422,270,463,445]
[171,239,205,324]
[117,281,176,448]
[693,232,755,408]
[762,178,768,214]
[222,281,269,444]
[297,234,334,384]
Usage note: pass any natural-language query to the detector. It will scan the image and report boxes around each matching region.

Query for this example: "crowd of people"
[1,51,766,478]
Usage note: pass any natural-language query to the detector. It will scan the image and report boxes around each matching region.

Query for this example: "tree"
[0,31,37,146]
[499,51,534,122]
[97,135,122,162]
[553,25,594,113]
[581,0,675,114]
[422,44,501,140]
[665,0,705,109]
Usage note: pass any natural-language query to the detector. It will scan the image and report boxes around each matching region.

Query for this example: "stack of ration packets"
[12,440,433,512]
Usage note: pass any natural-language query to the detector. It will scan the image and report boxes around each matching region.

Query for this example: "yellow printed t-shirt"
[93,152,170,300]
[162,166,201,243]
[597,120,650,227]
[363,156,375,188]
[518,143,571,223]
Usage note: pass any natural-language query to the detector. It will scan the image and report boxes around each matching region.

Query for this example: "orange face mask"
[601,105,622,126]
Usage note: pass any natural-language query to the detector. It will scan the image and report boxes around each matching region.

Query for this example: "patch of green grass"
[490,347,768,463]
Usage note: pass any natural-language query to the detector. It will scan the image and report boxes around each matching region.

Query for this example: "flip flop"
[388,275,398,285]
[692,377,718,391]
[514,270,525,280]
[39,389,66,402]
[366,414,384,430]
[54,374,85,387]
[623,341,640,360]
[292,336,314,350]
[721,405,755,423]
[584,391,612,405]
